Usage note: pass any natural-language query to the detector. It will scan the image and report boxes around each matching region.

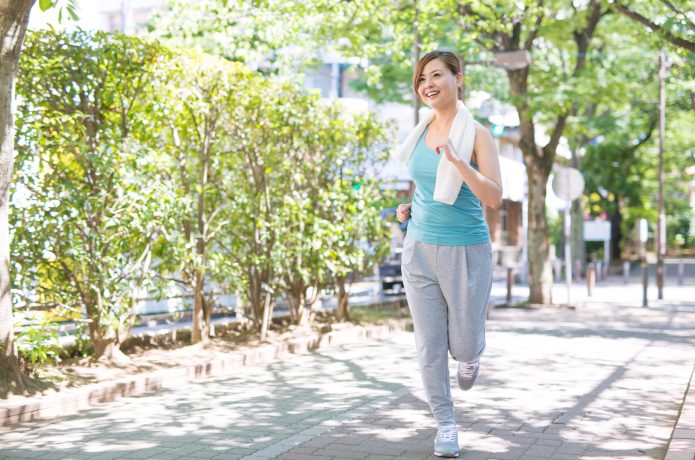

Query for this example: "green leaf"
[39,0,55,12]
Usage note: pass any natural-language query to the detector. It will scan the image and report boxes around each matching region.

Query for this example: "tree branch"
[657,0,695,30]
[523,0,544,50]
[613,1,695,53]
[543,113,568,169]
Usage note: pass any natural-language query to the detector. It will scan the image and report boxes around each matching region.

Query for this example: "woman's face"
[416,58,461,109]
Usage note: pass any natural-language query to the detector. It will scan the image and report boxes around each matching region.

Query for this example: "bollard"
[623,260,630,284]
[575,259,582,282]
[586,263,596,297]
[642,259,648,308]
[506,267,514,304]
[678,259,684,286]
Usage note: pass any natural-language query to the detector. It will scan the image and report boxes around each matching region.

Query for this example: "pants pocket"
[401,237,415,268]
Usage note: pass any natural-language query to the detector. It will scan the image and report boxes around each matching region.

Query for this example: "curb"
[0,316,412,429]
[665,362,695,460]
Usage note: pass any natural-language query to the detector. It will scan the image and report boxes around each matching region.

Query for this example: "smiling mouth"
[426,90,440,98]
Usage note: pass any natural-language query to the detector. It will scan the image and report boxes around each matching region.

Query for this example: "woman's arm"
[437,123,503,209]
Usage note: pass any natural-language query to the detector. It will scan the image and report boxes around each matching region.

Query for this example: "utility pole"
[412,0,420,126]
[656,51,666,299]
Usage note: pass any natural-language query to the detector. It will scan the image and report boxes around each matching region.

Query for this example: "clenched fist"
[396,203,412,223]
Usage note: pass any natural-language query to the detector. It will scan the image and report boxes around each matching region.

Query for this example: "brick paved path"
[1,302,693,460]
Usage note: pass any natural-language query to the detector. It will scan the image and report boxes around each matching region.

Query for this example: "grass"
[4,300,413,401]
[344,301,410,324]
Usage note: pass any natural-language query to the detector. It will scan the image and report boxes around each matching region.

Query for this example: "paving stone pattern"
[0,302,693,460]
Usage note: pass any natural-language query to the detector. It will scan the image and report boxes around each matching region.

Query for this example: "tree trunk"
[191,272,207,343]
[610,202,623,261]
[296,289,309,326]
[259,291,272,341]
[92,338,130,364]
[0,0,35,394]
[336,276,349,321]
[526,162,553,304]
[82,293,127,362]
[284,284,297,323]
[289,282,310,326]
[203,293,213,338]
[248,269,262,323]
[507,67,554,305]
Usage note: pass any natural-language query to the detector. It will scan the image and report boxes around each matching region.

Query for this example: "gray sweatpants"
[401,236,493,426]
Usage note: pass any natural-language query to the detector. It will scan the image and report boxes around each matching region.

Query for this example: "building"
[29,0,164,34]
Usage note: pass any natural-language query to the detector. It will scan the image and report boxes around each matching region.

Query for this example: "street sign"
[639,218,649,243]
[552,166,585,306]
[493,51,532,70]
[552,166,585,202]
[584,220,611,241]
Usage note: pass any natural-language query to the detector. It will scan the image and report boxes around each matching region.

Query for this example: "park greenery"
[0,0,692,393]
[9,28,391,369]
[154,0,694,304]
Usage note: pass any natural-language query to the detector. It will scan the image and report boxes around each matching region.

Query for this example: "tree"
[560,9,695,260]
[319,0,609,304]
[209,80,392,334]
[274,106,392,323]
[150,49,248,344]
[12,29,167,361]
[317,114,392,321]
[0,0,35,395]
[459,1,609,303]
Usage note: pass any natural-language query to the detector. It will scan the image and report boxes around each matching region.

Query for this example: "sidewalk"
[0,281,693,459]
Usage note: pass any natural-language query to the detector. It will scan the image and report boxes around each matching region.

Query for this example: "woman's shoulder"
[473,122,495,144]
[473,121,489,135]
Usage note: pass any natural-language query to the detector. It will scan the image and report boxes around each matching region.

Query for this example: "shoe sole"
[434,451,460,458]
[458,379,477,391]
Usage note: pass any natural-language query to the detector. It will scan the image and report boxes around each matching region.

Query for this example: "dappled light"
[2,302,693,458]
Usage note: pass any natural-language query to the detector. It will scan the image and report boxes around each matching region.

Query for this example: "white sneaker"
[457,359,480,391]
[434,423,460,457]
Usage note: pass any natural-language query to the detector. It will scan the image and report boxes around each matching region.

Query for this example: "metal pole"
[564,204,572,305]
[642,256,648,308]
[656,51,666,299]
[639,218,648,307]
[623,260,630,284]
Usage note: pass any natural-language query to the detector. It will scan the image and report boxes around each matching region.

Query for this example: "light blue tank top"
[407,127,490,246]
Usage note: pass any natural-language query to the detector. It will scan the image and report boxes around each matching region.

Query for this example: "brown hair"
[413,50,463,102]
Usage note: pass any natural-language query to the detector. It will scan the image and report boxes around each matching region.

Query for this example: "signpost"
[639,218,649,307]
[584,220,612,279]
[552,167,585,306]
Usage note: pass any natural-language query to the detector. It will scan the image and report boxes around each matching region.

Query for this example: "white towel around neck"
[395,100,476,205]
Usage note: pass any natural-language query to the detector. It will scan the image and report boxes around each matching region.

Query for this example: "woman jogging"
[395,50,503,458]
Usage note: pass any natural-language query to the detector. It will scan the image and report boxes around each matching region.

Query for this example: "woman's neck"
[430,101,459,131]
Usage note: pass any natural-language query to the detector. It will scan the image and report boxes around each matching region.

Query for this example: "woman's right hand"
[396,203,412,223]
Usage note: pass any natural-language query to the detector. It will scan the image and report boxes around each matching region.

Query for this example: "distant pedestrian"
[395,50,503,458]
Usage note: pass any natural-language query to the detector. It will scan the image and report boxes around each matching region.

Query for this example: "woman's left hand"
[435,139,462,165]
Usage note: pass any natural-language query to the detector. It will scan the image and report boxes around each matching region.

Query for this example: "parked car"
[379,248,404,294]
